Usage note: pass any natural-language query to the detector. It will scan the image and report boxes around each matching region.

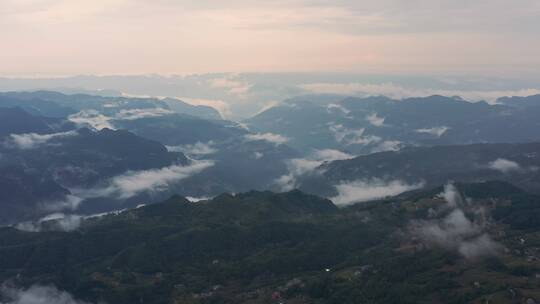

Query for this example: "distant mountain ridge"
[297,142,540,198]
[246,94,540,154]
[0,90,221,120]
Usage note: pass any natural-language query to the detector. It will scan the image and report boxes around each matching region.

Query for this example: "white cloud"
[327,103,350,115]
[115,108,173,120]
[0,284,92,304]
[287,149,354,176]
[75,160,214,199]
[68,107,174,130]
[328,124,381,146]
[366,113,385,126]
[68,110,115,130]
[6,130,78,149]
[15,213,83,232]
[167,141,217,156]
[253,151,264,159]
[208,76,252,97]
[488,158,522,173]
[275,149,354,191]
[409,183,502,259]
[371,140,402,153]
[40,194,83,212]
[439,183,463,208]
[415,126,450,137]
[330,179,424,206]
[255,100,281,116]
[83,208,127,220]
[186,196,212,202]
[411,209,502,259]
[288,158,323,176]
[312,149,354,162]
[235,122,250,131]
[245,132,289,145]
[275,173,297,192]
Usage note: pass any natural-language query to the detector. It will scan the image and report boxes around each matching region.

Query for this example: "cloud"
[275,174,297,192]
[255,100,281,116]
[312,149,354,161]
[166,141,217,157]
[299,83,540,104]
[186,196,212,202]
[371,140,402,153]
[208,76,251,97]
[288,149,354,176]
[75,161,214,199]
[6,130,78,149]
[328,124,381,145]
[253,151,264,159]
[115,108,173,120]
[330,179,424,206]
[68,110,114,130]
[68,107,174,130]
[15,213,83,232]
[235,122,250,131]
[39,194,83,213]
[0,284,92,304]
[440,183,463,208]
[288,158,323,176]
[411,209,502,259]
[275,149,354,191]
[366,113,385,126]
[327,103,350,115]
[415,126,450,137]
[488,158,522,173]
[409,183,502,259]
[83,208,127,220]
[244,132,289,145]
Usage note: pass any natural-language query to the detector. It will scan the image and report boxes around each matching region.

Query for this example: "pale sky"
[1,0,540,78]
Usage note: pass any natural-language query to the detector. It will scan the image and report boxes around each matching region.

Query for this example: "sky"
[1,0,540,78]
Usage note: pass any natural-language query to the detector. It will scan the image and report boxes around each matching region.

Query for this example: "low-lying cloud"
[329,124,381,146]
[409,183,502,259]
[68,107,174,130]
[488,158,522,173]
[167,141,217,157]
[115,108,173,120]
[208,76,252,98]
[366,113,385,127]
[440,183,463,208]
[0,284,93,304]
[76,161,215,199]
[39,194,83,213]
[245,132,289,145]
[312,149,354,161]
[276,149,354,191]
[68,110,115,130]
[15,213,83,232]
[6,131,78,149]
[330,179,424,206]
[327,103,350,115]
[371,140,402,153]
[415,126,450,137]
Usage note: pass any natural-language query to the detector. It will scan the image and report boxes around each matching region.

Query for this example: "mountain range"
[2,89,540,303]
